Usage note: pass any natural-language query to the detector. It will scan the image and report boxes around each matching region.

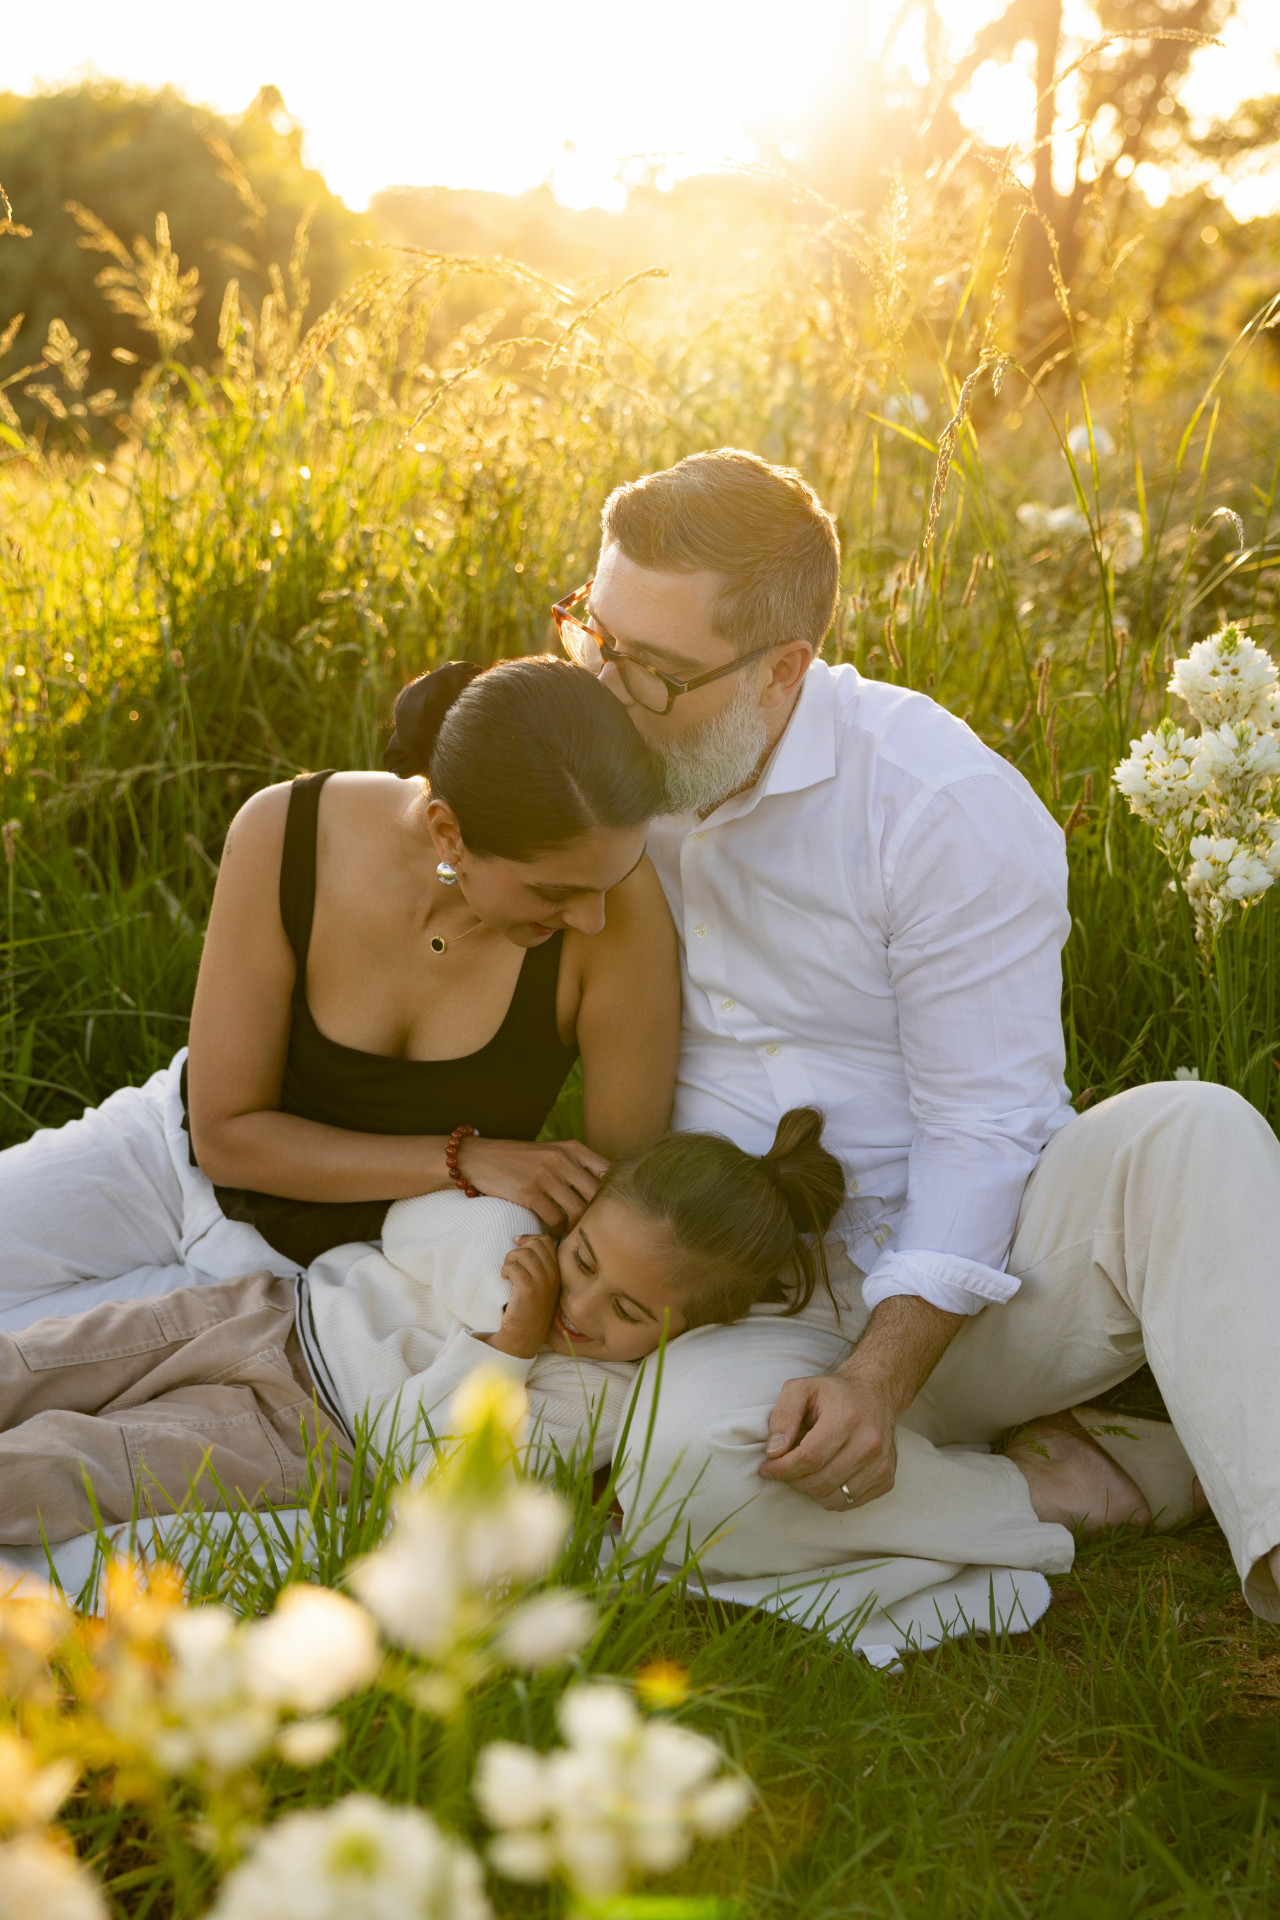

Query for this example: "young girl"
[0,1111,846,1545]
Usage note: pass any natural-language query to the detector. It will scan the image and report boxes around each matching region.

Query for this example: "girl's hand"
[456,1136,608,1230]
[485,1234,562,1359]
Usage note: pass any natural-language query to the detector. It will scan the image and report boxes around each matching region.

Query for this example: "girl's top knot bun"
[761,1106,846,1240]
[384,660,483,778]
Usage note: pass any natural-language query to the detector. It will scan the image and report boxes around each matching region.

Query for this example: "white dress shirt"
[646,660,1075,1317]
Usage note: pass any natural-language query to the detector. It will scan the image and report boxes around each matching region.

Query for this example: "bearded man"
[553,446,1280,1623]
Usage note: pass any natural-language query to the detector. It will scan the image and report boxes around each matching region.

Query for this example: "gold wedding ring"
[840,1482,855,1506]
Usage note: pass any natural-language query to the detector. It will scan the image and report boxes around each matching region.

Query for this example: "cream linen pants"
[0,1051,298,1335]
[619,1080,1280,1621]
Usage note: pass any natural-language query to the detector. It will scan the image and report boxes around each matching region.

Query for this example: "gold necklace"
[428,916,487,957]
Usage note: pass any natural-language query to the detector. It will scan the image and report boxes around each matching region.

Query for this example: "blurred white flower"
[476,1682,753,1901]
[209,1794,490,1920]
[0,1732,77,1831]
[1170,626,1278,727]
[351,1469,568,1669]
[100,1583,380,1784]
[350,1497,462,1660]
[0,1835,106,1920]
[149,1607,277,1778]
[1067,421,1116,462]
[494,1590,595,1670]
[1016,501,1088,539]
[274,1718,342,1767]
[1173,1066,1201,1081]
[882,390,931,426]
[243,1586,380,1714]
[1104,508,1144,573]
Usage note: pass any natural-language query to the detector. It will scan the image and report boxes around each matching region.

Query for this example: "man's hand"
[759,1295,967,1510]
[484,1234,561,1359]
[759,1367,899,1509]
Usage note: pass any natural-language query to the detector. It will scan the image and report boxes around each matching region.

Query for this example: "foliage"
[0,1371,751,1916]
[0,81,363,423]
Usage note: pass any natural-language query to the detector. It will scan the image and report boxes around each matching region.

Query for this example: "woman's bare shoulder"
[221,781,291,871]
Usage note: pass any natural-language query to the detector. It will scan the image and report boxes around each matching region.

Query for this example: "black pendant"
[430,935,447,954]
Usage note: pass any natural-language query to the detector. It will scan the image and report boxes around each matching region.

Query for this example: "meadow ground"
[2,185,1280,1913]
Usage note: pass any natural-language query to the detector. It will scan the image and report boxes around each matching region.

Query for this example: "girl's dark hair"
[384,655,661,859]
[600,1107,847,1329]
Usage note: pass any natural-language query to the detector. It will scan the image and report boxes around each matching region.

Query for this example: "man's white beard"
[653,675,770,817]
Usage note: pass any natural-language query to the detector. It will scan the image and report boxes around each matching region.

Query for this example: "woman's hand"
[485,1234,562,1359]
[456,1136,608,1230]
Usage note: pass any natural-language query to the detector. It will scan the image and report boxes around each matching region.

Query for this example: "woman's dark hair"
[600,1108,848,1328]
[384,655,661,859]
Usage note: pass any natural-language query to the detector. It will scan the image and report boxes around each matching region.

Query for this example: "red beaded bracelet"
[445,1124,480,1198]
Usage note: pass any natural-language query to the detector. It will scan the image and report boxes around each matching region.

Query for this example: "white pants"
[0,1051,297,1334]
[619,1080,1280,1621]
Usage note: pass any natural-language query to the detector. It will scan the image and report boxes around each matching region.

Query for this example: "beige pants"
[619,1080,1280,1620]
[0,1271,347,1544]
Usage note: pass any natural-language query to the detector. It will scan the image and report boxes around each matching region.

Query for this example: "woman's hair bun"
[384,660,483,778]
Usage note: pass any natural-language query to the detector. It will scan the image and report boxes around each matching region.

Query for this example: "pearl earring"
[436,861,459,886]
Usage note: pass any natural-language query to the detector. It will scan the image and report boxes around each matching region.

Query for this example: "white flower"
[1170,626,1278,727]
[1016,501,1088,539]
[493,1590,595,1670]
[1173,1067,1201,1081]
[350,1497,462,1660]
[274,1718,342,1767]
[477,1683,753,1901]
[1067,421,1115,462]
[464,1484,568,1586]
[0,1733,77,1830]
[209,1795,490,1920]
[350,1479,569,1663]
[1104,508,1144,573]
[1112,724,1202,836]
[0,1835,106,1920]
[1191,720,1280,790]
[243,1586,380,1714]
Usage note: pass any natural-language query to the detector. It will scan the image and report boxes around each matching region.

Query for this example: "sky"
[4,0,1276,216]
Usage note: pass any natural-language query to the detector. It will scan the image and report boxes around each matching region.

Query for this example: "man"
[554,447,1280,1621]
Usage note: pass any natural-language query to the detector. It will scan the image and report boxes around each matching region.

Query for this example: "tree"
[0,81,364,412]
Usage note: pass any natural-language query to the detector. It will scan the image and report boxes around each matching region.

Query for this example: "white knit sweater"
[302,1189,635,1471]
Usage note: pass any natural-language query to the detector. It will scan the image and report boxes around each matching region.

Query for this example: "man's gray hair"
[600,448,841,656]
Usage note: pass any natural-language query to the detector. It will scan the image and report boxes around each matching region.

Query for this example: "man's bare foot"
[1005,1410,1151,1531]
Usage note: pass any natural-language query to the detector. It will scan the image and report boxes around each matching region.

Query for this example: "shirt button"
[721,997,735,1011]
[694,924,707,937]
[692,831,706,841]
[766,1043,780,1056]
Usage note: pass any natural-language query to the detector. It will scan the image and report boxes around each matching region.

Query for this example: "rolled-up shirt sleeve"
[860,772,1073,1316]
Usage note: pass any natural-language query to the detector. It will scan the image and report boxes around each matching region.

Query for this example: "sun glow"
[3,0,1275,214]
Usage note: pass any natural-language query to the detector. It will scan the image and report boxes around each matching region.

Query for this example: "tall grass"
[2,189,1278,1143]
[3,175,1280,1915]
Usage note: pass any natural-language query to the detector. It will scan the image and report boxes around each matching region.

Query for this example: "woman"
[0,655,679,1334]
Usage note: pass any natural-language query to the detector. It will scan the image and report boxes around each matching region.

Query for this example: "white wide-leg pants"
[619,1080,1280,1621]
[0,1051,297,1334]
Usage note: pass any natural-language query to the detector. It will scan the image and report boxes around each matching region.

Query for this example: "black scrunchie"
[383,660,483,778]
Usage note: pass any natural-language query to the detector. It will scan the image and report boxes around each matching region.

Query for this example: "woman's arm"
[571,854,680,1158]
[186,786,608,1222]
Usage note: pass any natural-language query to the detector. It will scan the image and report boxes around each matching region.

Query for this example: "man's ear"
[759,640,814,711]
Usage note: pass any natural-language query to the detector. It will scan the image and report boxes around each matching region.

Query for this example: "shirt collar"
[701,657,840,827]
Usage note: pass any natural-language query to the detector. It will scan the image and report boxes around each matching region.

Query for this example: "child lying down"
[0,1109,844,1544]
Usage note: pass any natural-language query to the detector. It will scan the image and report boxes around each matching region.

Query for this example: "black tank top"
[193,771,580,1266]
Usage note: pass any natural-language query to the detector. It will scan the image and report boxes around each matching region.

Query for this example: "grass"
[3,173,1280,1913]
